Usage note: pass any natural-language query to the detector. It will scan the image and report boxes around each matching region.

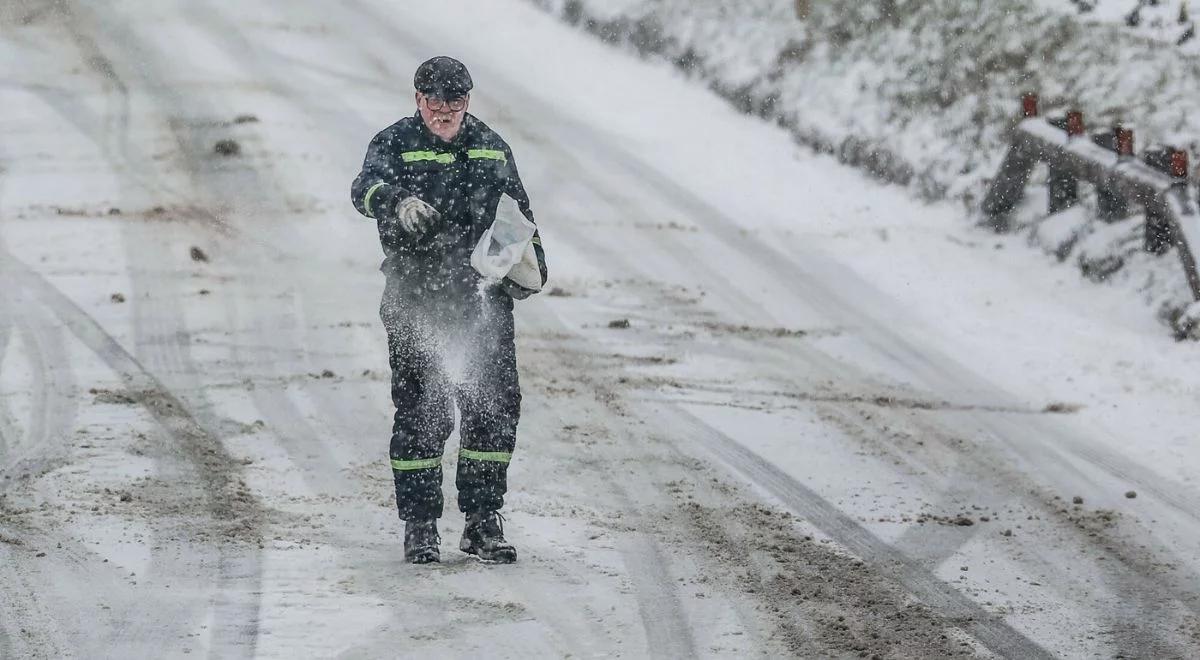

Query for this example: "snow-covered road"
[2,0,1199,657]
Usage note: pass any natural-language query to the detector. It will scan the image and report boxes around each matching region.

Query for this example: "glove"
[394,196,441,235]
[499,276,538,300]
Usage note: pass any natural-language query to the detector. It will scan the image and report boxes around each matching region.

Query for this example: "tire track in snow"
[667,402,1055,658]
[59,9,281,657]
[0,258,259,523]
[4,5,269,656]
[0,199,77,485]
[0,115,89,660]
[874,416,1190,657]
[2,302,77,484]
[0,245,17,467]
[616,527,701,659]
[0,248,267,646]
[70,0,348,489]
[0,147,129,660]
[516,301,733,656]
[0,258,16,660]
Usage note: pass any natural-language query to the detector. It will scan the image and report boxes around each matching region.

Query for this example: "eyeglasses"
[424,96,467,112]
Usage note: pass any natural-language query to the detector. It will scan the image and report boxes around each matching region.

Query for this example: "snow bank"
[1036,0,1198,49]
[526,0,1200,329]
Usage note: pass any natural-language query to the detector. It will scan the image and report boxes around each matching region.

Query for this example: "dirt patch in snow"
[696,321,839,340]
[90,388,138,405]
[671,494,976,658]
[80,386,266,544]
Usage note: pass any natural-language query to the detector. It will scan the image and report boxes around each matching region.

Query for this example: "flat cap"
[414,56,473,98]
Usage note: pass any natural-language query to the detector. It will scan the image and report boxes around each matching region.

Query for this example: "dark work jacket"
[350,112,548,300]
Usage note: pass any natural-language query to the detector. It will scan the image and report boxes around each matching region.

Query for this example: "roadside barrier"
[982,93,1200,301]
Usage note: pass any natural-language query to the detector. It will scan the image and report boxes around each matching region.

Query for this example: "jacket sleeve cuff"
[365,183,408,221]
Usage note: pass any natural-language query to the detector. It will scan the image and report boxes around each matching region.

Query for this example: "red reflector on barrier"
[1172,149,1189,178]
[1066,111,1085,137]
[1022,93,1038,118]
[1117,128,1134,157]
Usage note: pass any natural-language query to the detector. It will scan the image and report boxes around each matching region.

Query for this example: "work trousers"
[380,277,521,521]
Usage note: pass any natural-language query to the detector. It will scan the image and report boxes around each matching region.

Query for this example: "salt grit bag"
[471,195,542,294]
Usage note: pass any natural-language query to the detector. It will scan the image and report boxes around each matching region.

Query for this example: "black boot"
[404,519,440,564]
[460,511,516,563]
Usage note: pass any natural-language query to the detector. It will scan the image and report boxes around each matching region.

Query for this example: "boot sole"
[460,542,517,563]
[406,549,441,564]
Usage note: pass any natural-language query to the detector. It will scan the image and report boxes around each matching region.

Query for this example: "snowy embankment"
[1037,0,1199,48]
[526,0,1200,331]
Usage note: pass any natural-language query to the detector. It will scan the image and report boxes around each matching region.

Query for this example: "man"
[350,56,548,564]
